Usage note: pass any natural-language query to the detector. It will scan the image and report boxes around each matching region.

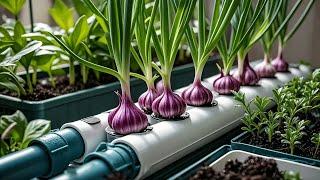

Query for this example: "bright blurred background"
[1,0,319,66]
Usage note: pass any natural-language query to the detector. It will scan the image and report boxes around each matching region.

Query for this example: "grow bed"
[231,70,320,167]
[169,145,320,180]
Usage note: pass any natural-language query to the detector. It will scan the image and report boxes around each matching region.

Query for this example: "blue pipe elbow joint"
[53,143,140,180]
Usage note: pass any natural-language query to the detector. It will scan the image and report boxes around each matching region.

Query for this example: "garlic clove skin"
[138,88,159,114]
[155,80,164,95]
[272,54,289,72]
[233,64,260,86]
[213,74,240,95]
[181,80,213,106]
[108,94,148,135]
[152,89,186,119]
[255,61,276,78]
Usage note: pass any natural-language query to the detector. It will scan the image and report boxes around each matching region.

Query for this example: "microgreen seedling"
[311,133,320,157]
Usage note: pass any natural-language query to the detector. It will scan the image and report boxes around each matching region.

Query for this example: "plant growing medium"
[191,156,300,180]
[256,0,314,78]
[0,110,50,157]
[180,0,239,104]
[149,0,197,118]
[272,0,315,72]
[234,70,320,158]
[52,0,149,135]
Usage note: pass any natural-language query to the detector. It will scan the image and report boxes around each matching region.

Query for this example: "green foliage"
[264,111,281,142]
[49,0,75,31]
[0,111,50,156]
[284,171,301,180]
[311,133,320,157]
[183,0,240,76]
[0,0,26,16]
[281,119,309,154]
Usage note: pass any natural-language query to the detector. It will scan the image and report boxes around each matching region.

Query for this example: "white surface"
[113,65,310,179]
[210,150,320,180]
[60,112,109,162]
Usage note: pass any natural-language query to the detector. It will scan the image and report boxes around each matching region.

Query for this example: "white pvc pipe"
[113,65,310,179]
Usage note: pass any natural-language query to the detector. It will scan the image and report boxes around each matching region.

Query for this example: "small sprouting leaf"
[70,15,90,49]
[21,119,51,148]
[49,0,74,31]
[0,0,26,16]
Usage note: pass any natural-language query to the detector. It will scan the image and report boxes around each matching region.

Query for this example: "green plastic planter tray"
[231,132,320,167]
[0,57,218,128]
[170,145,320,180]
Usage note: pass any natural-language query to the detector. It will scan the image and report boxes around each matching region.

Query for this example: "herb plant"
[0,110,50,157]
[0,0,26,20]
[281,119,309,154]
[311,133,320,157]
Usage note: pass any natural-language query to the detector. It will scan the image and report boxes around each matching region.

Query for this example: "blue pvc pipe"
[52,143,140,180]
[0,146,49,180]
[0,128,85,179]
[53,159,110,180]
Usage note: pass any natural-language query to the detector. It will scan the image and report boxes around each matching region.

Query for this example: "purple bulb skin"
[181,80,213,106]
[272,54,289,72]
[138,88,159,114]
[155,80,164,95]
[255,61,276,78]
[108,93,148,135]
[213,73,240,95]
[233,56,260,86]
[152,89,186,119]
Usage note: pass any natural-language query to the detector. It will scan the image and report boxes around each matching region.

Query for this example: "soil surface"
[243,111,320,160]
[190,156,284,180]
[0,55,195,101]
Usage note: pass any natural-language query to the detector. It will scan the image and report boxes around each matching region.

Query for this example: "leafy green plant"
[0,0,26,19]
[49,0,74,32]
[284,171,301,180]
[0,110,50,156]
[311,133,320,157]
[281,119,309,154]
[264,111,281,142]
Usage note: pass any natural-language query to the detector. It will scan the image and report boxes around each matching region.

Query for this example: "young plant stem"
[314,143,319,157]
[69,59,75,85]
[81,64,88,84]
[32,65,37,85]
[48,71,56,88]
[26,71,33,93]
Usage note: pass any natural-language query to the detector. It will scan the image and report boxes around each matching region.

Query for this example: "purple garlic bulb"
[152,88,186,119]
[272,53,289,72]
[255,61,276,78]
[108,93,148,135]
[181,80,213,106]
[138,87,159,114]
[233,55,260,85]
[213,72,240,95]
[155,80,164,95]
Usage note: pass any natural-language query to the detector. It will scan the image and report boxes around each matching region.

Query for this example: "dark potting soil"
[243,114,320,160]
[1,73,117,101]
[190,156,284,180]
[0,55,195,101]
